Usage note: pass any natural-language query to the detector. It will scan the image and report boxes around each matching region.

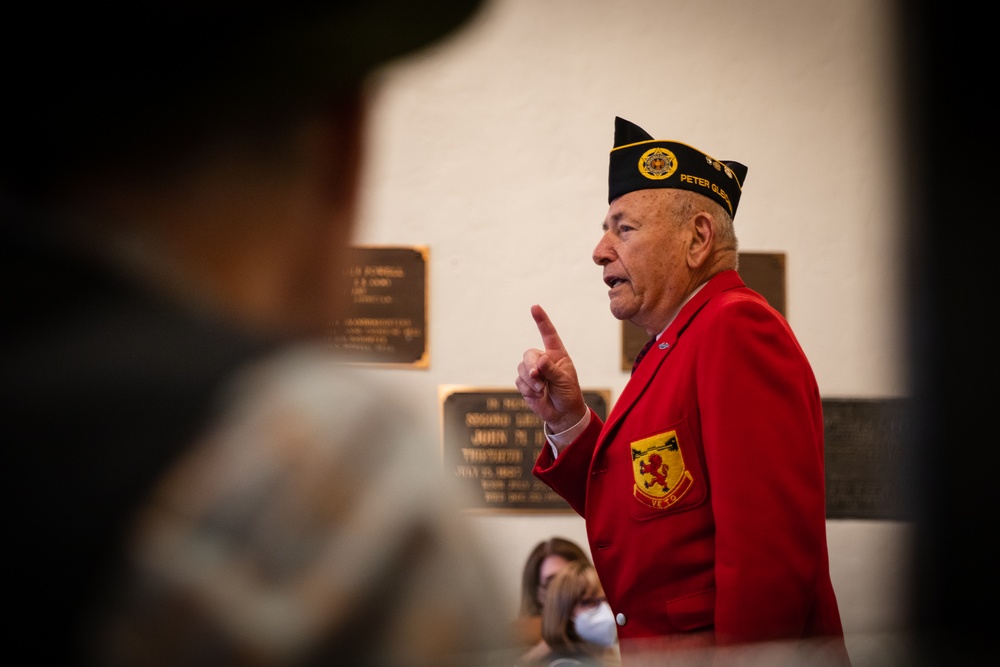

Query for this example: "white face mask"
[573,601,618,647]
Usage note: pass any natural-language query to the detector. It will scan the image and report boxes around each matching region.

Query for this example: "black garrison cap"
[608,117,748,218]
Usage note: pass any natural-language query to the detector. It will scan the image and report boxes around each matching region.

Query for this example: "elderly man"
[516,117,849,664]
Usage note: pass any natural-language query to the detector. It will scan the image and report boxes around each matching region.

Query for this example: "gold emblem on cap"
[638,147,677,181]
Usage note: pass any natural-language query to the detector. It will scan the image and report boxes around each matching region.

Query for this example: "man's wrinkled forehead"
[603,188,677,228]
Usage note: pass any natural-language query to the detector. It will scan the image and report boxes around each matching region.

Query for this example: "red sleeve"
[698,295,829,643]
[532,407,604,517]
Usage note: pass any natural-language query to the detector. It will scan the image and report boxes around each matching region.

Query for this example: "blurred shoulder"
[98,343,512,666]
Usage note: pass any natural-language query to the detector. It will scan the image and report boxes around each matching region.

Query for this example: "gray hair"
[666,190,739,259]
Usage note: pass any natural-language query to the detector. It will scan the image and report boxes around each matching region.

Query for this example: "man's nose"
[593,234,614,265]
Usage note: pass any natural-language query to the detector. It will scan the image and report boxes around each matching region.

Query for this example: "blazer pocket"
[626,419,708,521]
[666,588,715,632]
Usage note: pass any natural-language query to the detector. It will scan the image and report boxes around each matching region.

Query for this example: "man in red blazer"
[516,117,850,665]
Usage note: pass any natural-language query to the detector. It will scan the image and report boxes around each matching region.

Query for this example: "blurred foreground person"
[1,4,509,666]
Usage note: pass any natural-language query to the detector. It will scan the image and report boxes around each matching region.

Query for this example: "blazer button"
[616,613,627,626]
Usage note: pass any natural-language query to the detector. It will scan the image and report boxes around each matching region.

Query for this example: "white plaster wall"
[353,1,910,663]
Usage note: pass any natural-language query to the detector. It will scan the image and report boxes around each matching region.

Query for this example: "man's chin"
[608,302,637,322]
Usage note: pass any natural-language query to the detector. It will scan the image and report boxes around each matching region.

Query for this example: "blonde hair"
[540,560,607,656]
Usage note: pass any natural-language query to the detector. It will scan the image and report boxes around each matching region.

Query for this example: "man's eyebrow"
[602,211,624,230]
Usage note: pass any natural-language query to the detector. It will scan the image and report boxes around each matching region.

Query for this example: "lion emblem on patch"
[631,430,694,509]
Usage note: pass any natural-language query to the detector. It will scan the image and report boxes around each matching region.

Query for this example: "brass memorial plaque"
[329,245,428,368]
[738,251,786,316]
[823,398,910,520]
[440,387,611,512]
[621,251,786,370]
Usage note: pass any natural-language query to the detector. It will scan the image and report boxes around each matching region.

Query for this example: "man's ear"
[687,211,714,269]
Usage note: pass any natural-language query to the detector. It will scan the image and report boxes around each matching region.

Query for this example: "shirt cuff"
[544,410,592,458]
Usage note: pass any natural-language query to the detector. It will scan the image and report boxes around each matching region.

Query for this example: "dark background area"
[897,2,998,662]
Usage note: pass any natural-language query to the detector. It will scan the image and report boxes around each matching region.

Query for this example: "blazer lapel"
[598,270,746,443]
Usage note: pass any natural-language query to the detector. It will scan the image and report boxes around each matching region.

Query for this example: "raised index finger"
[531,304,567,357]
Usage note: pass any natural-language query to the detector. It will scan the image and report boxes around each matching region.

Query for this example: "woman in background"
[513,537,591,654]
[517,560,619,667]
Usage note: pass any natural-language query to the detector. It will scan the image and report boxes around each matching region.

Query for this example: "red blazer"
[535,271,845,652]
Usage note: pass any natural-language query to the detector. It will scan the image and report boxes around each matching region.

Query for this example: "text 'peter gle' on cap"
[608,117,748,218]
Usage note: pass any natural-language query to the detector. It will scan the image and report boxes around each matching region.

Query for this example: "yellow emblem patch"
[638,147,678,180]
[631,430,694,509]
